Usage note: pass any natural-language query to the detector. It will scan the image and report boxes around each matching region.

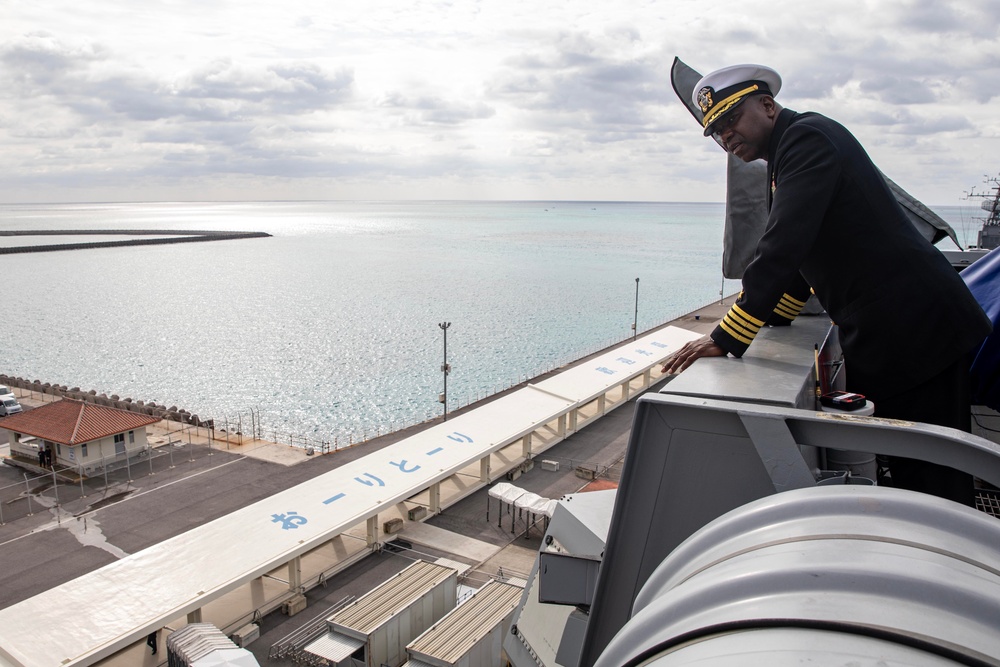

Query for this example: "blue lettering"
[354,473,385,487]
[390,460,421,473]
[271,512,308,530]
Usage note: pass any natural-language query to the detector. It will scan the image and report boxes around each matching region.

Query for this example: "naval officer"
[662,63,991,505]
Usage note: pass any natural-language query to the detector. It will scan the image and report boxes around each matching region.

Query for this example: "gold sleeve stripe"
[773,304,798,320]
[732,304,765,327]
[725,309,763,334]
[780,293,807,308]
[720,305,762,345]
[773,293,805,320]
[719,319,755,345]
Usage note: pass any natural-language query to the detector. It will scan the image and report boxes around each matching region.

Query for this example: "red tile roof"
[0,399,159,446]
[580,479,619,492]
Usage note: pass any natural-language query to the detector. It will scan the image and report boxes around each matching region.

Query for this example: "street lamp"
[632,278,640,340]
[438,322,451,420]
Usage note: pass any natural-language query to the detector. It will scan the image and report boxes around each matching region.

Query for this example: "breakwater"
[0,229,270,254]
[0,374,212,428]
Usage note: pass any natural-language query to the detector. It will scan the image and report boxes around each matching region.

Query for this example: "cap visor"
[702,95,750,136]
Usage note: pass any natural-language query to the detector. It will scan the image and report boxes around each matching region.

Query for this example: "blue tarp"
[962,247,1000,410]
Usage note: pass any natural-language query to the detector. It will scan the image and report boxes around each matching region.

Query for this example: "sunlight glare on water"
[0,200,757,441]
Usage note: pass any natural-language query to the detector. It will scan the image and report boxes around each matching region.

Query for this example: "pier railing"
[208,323,693,454]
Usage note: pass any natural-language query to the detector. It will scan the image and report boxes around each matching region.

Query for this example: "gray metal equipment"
[577,393,1000,667]
[594,484,1000,666]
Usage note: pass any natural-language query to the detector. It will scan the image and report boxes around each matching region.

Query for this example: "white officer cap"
[692,64,781,136]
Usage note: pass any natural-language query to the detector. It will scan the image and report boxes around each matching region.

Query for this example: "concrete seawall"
[0,374,211,428]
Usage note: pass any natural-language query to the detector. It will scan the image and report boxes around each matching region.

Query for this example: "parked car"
[0,385,14,400]
[0,397,22,416]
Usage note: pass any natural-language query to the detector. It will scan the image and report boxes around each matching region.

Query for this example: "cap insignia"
[697,87,714,113]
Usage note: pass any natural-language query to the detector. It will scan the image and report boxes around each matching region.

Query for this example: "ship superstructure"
[966,172,1000,249]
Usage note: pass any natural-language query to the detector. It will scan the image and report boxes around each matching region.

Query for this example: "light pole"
[632,278,640,340]
[438,322,451,420]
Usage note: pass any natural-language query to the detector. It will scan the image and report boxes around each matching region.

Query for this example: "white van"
[0,397,22,416]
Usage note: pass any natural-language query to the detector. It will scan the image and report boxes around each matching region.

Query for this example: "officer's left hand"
[661,336,728,375]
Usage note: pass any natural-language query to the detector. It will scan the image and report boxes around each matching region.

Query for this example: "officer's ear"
[759,95,779,120]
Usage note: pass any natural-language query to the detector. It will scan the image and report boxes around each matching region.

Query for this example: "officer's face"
[711,96,776,163]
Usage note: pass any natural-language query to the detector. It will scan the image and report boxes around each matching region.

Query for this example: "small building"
[305,560,458,667]
[404,579,523,667]
[1,398,159,476]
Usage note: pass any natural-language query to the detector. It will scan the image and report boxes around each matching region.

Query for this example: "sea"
[0,200,981,446]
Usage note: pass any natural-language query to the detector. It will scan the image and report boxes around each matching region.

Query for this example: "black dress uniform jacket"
[710,108,991,400]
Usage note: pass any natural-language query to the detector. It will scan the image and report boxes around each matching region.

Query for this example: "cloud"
[859,75,939,104]
[486,30,672,140]
[1,0,998,204]
[888,0,1000,37]
[182,60,354,113]
[1,34,355,130]
[0,31,365,190]
[377,91,495,125]
[0,32,107,87]
[782,61,857,101]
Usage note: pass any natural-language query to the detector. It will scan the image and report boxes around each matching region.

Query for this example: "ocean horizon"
[1,200,981,445]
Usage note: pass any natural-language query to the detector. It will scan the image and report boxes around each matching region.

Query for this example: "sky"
[2,0,999,205]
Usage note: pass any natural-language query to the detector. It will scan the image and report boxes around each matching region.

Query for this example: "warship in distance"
[966,172,1000,250]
